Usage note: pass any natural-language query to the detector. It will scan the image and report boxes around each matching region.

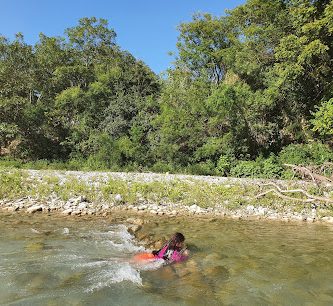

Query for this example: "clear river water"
[1,212,333,306]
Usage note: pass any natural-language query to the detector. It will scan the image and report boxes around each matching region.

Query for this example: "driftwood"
[256,182,333,204]
[283,163,333,185]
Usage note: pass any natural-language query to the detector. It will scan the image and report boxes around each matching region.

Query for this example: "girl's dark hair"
[169,232,185,250]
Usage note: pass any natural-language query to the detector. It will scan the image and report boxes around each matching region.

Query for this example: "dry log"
[283,163,332,185]
[256,182,333,204]
[256,189,315,203]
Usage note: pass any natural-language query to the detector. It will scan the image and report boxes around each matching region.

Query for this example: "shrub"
[229,160,262,178]
[185,160,216,176]
[151,161,175,173]
[0,170,25,198]
[262,154,283,178]
[0,157,23,169]
[216,153,236,176]
[279,142,333,165]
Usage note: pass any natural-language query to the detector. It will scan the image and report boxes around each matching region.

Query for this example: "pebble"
[77,203,88,210]
[246,205,255,212]
[27,206,43,214]
[321,216,333,223]
[114,194,123,202]
[62,209,72,215]
[291,215,303,221]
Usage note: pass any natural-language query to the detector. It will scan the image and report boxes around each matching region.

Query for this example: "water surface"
[1,212,333,305]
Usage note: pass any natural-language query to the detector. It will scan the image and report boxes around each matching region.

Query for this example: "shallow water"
[1,212,333,306]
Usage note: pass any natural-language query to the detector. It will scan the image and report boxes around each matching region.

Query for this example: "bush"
[83,155,112,171]
[185,160,216,176]
[262,154,283,178]
[279,142,333,165]
[229,154,283,179]
[0,170,25,198]
[0,157,23,169]
[216,153,236,175]
[230,160,262,178]
[66,158,86,170]
[151,161,175,173]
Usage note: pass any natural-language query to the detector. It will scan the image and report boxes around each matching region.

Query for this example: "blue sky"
[1,0,245,74]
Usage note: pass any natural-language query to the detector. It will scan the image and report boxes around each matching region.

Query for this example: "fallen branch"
[256,188,315,203]
[284,163,332,185]
[255,182,333,204]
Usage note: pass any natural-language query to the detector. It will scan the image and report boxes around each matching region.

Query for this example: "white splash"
[133,258,165,271]
[85,262,142,292]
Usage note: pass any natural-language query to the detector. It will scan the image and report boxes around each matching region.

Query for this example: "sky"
[0,0,245,74]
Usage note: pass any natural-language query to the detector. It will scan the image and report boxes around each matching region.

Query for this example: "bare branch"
[283,163,332,185]
[256,182,333,204]
[255,188,315,203]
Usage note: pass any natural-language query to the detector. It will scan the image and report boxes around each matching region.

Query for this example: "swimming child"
[152,232,189,263]
[133,232,189,264]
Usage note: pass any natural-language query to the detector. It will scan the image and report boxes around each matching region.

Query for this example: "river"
[1,212,333,305]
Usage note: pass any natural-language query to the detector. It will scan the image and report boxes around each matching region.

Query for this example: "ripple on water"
[0,213,333,305]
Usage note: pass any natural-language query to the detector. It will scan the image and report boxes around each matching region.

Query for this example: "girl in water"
[134,232,189,264]
[152,232,189,263]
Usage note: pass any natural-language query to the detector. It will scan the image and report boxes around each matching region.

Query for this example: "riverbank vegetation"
[1,1,333,180]
[1,169,333,218]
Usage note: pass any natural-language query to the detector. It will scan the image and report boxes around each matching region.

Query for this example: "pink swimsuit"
[155,244,187,262]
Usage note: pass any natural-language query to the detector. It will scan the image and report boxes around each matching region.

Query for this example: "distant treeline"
[1,1,333,178]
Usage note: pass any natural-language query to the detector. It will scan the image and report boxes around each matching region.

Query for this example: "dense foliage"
[1,0,333,178]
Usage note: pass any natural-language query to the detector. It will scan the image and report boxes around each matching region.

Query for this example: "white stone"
[77,202,88,210]
[291,215,303,221]
[62,209,72,215]
[246,205,255,212]
[189,204,202,213]
[257,207,267,216]
[321,216,333,223]
[27,206,43,214]
[114,194,123,202]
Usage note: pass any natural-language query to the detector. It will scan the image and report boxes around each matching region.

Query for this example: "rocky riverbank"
[1,169,333,225]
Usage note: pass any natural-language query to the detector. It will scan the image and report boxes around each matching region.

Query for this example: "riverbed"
[1,212,333,305]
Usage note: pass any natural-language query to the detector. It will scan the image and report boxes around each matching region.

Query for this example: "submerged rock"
[203,265,229,280]
[128,225,142,234]
[25,241,46,252]
[126,218,145,226]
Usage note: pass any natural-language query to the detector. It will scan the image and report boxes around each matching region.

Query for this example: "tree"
[152,70,211,165]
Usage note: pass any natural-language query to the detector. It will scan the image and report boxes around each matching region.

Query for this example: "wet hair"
[169,232,185,250]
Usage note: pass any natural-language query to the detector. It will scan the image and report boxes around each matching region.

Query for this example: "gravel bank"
[1,169,333,225]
